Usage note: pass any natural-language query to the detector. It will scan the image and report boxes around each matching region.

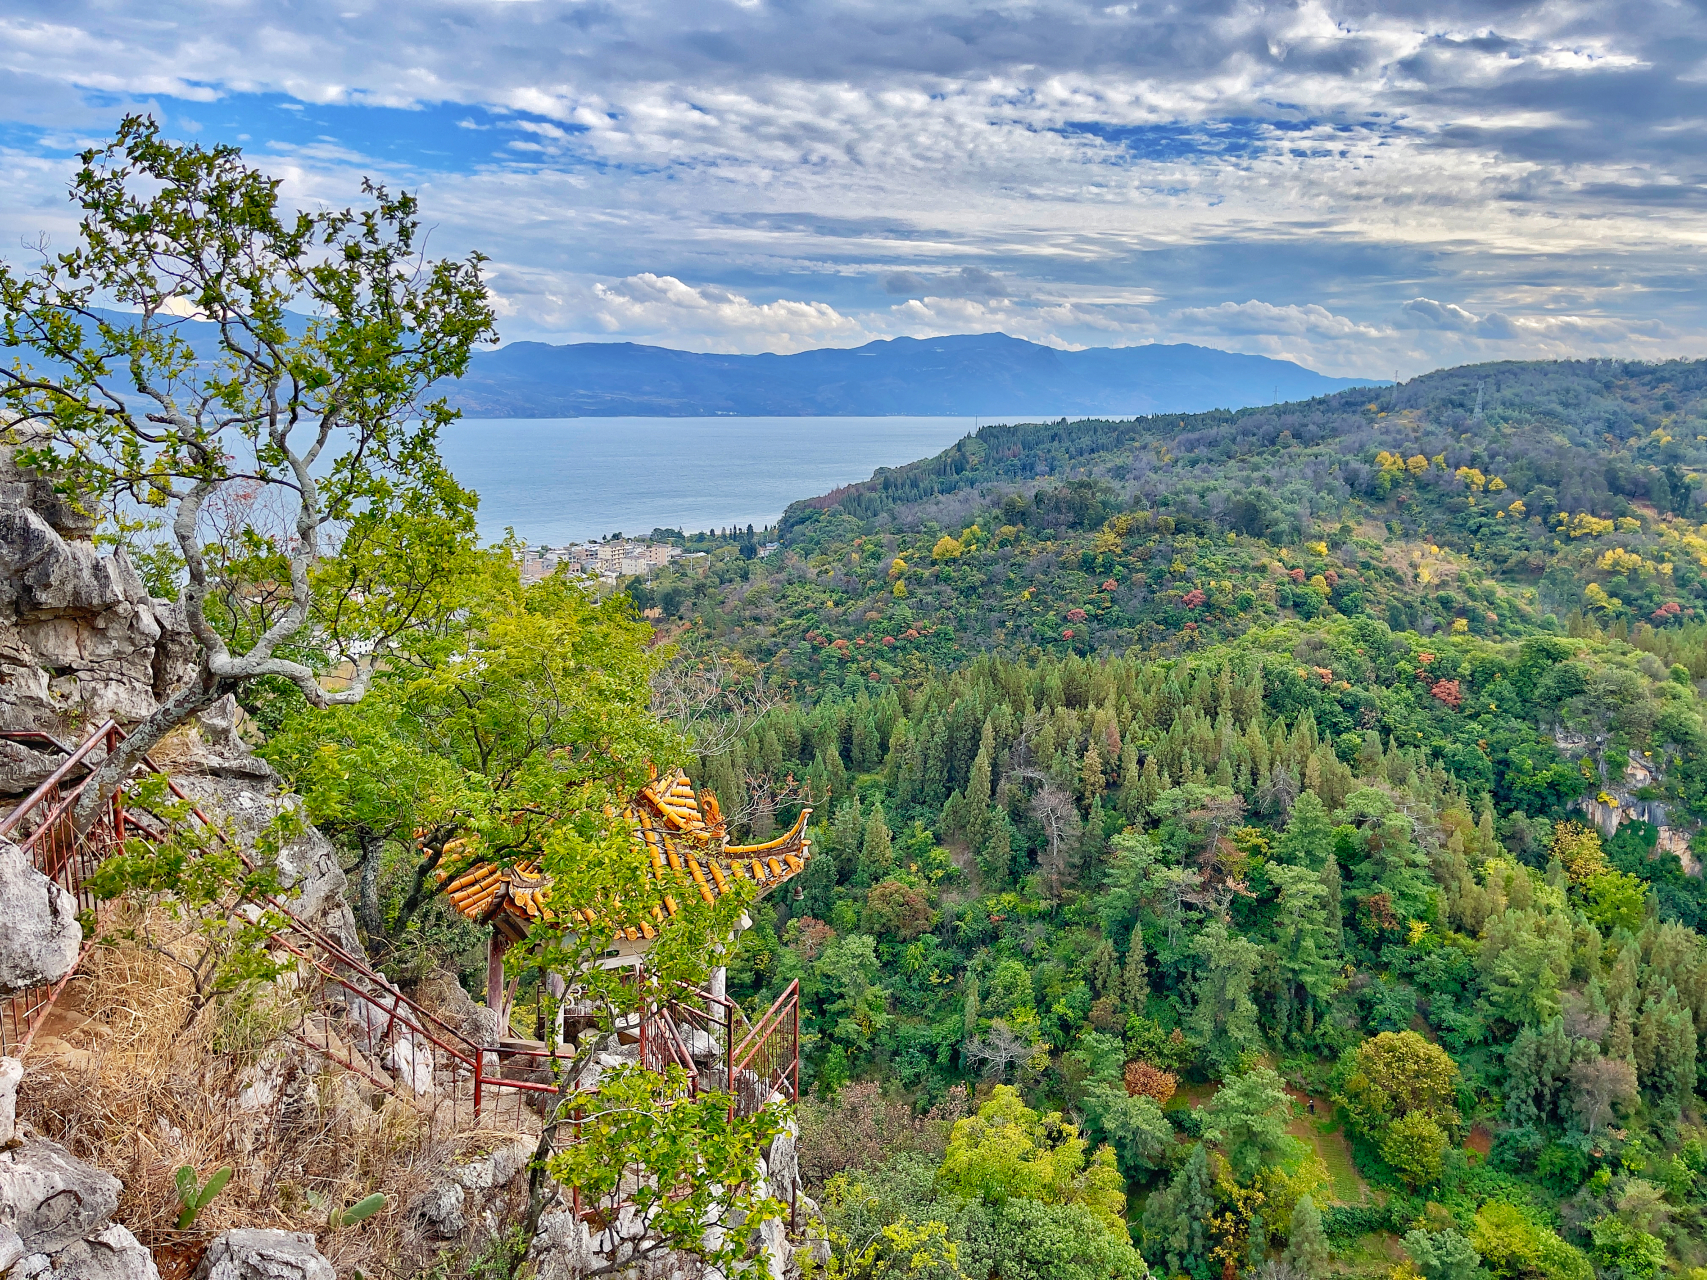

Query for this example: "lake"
[438,416,1014,545]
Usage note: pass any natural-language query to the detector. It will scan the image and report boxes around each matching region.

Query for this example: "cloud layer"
[0,0,1702,376]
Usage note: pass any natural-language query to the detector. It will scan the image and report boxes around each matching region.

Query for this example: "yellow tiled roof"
[440,769,812,944]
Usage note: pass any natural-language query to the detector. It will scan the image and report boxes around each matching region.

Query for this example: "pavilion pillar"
[545,970,567,1046]
[486,932,512,1033]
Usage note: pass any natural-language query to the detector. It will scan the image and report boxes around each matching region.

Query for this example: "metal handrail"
[733,980,799,1074]
[0,717,119,837]
[0,717,803,1136]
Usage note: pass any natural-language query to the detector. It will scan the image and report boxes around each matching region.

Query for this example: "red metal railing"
[0,721,126,1054]
[0,720,803,1138]
[730,980,800,1116]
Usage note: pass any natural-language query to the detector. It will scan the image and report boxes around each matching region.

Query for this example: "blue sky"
[1,0,1702,378]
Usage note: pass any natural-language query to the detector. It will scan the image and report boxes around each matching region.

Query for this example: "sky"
[0,1,1703,379]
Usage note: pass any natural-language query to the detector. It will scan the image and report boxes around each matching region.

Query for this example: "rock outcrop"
[0,1127,159,1280]
[0,841,80,996]
[0,428,196,750]
[190,1230,335,1280]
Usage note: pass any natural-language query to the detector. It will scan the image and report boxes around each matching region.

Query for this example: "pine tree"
[1122,922,1150,1008]
[1188,918,1263,1072]
[1136,754,1163,814]
[965,729,994,850]
[1284,1195,1330,1280]
[1089,940,1117,997]
[1082,742,1106,803]
[1277,789,1334,870]
[980,813,1014,888]
[1144,1142,1213,1279]
[1320,853,1345,955]
[828,796,863,882]
[860,801,893,883]
[1082,795,1109,871]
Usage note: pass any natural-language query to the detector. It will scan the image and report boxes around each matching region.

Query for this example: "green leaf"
[330,1192,387,1228]
[196,1166,233,1209]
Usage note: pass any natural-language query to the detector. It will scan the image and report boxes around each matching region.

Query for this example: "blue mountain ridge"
[58,316,1373,417]
[442,332,1375,417]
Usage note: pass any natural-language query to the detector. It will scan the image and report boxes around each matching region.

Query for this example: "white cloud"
[587,273,869,353]
[1,0,1705,373]
[1399,297,1520,338]
[1172,300,1389,341]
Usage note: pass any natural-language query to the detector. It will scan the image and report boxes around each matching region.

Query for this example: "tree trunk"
[357,828,385,947]
[72,664,231,835]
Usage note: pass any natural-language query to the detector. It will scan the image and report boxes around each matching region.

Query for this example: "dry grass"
[17,911,524,1280]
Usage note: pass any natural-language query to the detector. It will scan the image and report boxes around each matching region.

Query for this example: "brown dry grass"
[17,911,524,1280]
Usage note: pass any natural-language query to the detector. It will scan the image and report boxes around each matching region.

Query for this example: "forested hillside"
[628,357,1707,694]
[597,357,1707,1279]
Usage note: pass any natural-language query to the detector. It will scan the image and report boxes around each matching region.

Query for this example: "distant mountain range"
[52,317,1371,417]
[443,333,1374,417]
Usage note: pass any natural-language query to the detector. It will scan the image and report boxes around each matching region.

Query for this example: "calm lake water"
[439,416,1009,545]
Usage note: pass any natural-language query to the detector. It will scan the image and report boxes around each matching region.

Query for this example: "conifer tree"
[828,796,863,882]
[861,801,893,883]
[1089,940,1117,997]
[1284,1195,1331,1280]
[1082,742,1106,804]
[981,814,1014,888]
[1277,789,1334,870]
[965,727,994,850]
[1143,1142,1213,1279]
[1122,923,1150,1008]
[1188,918,1263,1072]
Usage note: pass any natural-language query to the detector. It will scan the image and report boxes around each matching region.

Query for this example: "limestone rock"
[0,426,196,753]
[765,1123,799,1208]
[531,1209,594,1280]
[190,1230,334,1280]
[0,1056,22,1144]
[44,1222,160,1280]
[0,1224,23,1273]
[410,1136,534,1240]
[0,840,81,997]
[0,1139,122,1255]
[410,970,503,1048]
[408,1181,468,1240]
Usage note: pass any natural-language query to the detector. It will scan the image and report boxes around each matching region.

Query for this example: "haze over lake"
[439,416,1002,546]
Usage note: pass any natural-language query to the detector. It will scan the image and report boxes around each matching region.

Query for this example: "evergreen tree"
[1143,1142,1213,1280]
[1270,861,1341,1041]
[1188,918,1263,1072]
[1089,940,1118,997]
[828,796,863,882]
[981,813,1014,888]
[1082,742,1106,804]
[798,847,837,920]
[1277,789,1334,869]
[1122,922,1150,1009]
[1284,1195,1330,1280]
[1082,795,1109,871]
[860,801,894,884]
[965,727,994,850]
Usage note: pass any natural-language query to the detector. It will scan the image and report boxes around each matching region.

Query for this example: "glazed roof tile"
[440,769,812,944]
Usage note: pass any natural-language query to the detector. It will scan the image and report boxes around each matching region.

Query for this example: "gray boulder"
[0,1055,23,1143]
[0,840,81,996]
[41,1222,160,1280]
[0,1139,121,1255]
[531,1209,594,1280]
[191,1230,335,1280]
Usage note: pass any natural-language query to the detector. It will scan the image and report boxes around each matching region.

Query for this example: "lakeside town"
[517,530,781,584]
